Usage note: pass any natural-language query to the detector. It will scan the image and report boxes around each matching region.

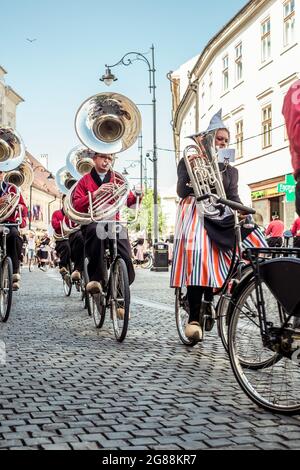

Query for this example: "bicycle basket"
[259,257,300,317]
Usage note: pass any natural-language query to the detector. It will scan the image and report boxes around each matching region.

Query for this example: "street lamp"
[29,165,54,230]
[100,45,158,243]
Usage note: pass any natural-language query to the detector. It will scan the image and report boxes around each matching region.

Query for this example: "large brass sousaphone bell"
[4,160,34,190]
[55,166,78,195]
[66,145,96,180]
[75,92,141,154]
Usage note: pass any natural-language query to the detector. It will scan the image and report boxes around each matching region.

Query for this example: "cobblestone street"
[0,266,300,450]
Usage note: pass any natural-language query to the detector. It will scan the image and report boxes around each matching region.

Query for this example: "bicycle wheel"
[0,257,13,322]
[175,288,198,347]
[228,277,300,414]
[110,258,130,342]
[141,254,153,269]
[217,294,231,352]
[63,263,72,297]
[83,257,92,316]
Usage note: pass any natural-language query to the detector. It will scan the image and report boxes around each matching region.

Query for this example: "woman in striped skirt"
[170,110,267,343]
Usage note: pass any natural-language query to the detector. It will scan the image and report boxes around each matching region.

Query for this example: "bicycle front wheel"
[63,263,72,297]
[228,277,300,414]
[110,258,130,342]
[175,288,198,347]
[0,257,13,322]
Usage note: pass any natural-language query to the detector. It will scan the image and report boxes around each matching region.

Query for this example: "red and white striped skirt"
[170,197,267,288]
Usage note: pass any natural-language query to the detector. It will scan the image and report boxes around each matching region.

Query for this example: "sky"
[1,0,248,193]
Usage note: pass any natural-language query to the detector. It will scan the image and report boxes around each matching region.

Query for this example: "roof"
[26,151,60,197]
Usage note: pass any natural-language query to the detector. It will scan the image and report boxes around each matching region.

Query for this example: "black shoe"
[201,301,216,332]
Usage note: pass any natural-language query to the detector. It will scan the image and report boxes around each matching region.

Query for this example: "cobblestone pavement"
[0,265,300,450]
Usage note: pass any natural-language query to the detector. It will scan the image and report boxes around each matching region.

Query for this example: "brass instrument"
[0,127,26,223]
[64,92,141,224]
[4,160,34,190]
[54,166,80,239]
[183,131,228,217]
[66,145,95,180]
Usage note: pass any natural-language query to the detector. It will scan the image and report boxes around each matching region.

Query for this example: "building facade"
[0,64,61,232]
[170,0,299,228]
[0,66,24,127]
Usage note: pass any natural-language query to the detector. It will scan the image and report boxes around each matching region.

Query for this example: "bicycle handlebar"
[197,193,256,215]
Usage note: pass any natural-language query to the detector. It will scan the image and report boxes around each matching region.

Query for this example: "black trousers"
[69,230,84,272]
[55,240,71,269]
[267,237,283,247]
[5,227,23,274]
[82,223,135,285]
[187,286,214,323]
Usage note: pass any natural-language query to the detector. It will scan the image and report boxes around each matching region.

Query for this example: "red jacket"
[265,219,285,238]
[51,209,75,236]
[2,184,28,228]
[291,217,300,237]
[282,80,300,178]
[72,170,139,220]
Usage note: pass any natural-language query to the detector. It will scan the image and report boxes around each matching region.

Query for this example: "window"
[261,18,271,62]
[284,0,295,47]
[236,120,244,158]
[222,55,229,92]
[235,43,243,82]
[208,71,213,104]
[262,104,272,148]
[201,81,205,108]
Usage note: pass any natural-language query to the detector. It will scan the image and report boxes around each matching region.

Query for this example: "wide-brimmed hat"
[186,109,228,140]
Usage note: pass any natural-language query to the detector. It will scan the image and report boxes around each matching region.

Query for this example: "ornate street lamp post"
[100,45,158,243]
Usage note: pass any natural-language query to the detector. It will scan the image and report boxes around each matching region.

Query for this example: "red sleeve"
[126,191,143,209]
[283,81,300,164]
[72,178,90,214]
[18,193,28,229]
[51,210,63,233]
[291,220,297,236]
[265,222,272,236]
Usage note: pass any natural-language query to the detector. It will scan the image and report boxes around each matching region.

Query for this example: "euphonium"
[64,92,141,224]
[183,131,228,217]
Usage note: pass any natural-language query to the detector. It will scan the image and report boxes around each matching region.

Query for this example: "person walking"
[265,213,284,247]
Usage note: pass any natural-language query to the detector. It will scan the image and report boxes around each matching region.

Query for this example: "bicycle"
[0,224,16,322]
[84,222,130,342]
[227,246,300,414]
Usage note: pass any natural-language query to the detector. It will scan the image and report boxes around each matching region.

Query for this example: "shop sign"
[277,174,296,202]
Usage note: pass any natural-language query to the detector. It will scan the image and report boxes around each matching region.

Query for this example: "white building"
[160,184,178,237]
[0,66,24,127]
[170,0,298,228]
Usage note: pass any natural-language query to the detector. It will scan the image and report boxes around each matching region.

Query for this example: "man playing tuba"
[51,194,84,281]
[72,152,141,296]
[0,171,28,290]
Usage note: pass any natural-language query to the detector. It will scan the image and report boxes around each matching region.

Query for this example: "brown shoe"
[116,308,131,320]
[13,274,21,282]
[86,281,102,295]
[71,270,81,282]
[185,322,203,342]
[13,282,20,291]
[59,267,68,276]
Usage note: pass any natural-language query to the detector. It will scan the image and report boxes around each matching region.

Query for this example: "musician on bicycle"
[51,195,84,281]
[0,171,28,290]
[171,110,266,343]
[72,152,141,298]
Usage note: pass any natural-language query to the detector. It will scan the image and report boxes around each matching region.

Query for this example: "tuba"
[66,145,95,180]
[54,167,80,240]
[0,127,26,222]
[64,92,141,224]
[183,131,230,217]
[4,160,34,190]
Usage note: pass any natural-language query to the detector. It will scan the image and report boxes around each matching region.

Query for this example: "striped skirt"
[170,197,267,288]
